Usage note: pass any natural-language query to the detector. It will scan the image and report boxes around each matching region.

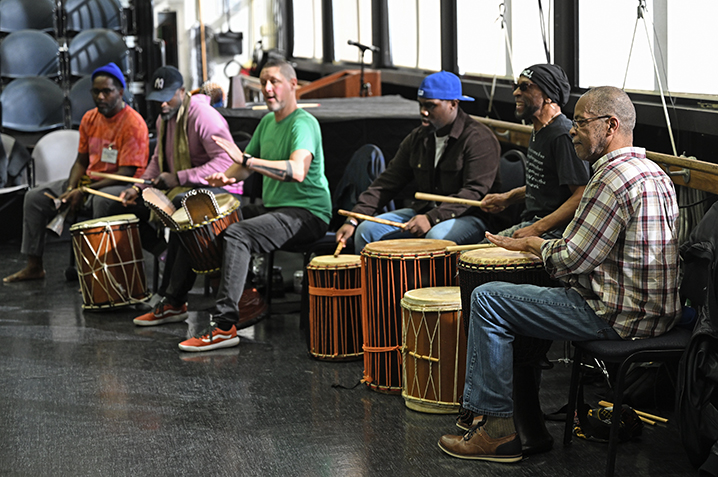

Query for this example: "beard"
[514,101,540,121]
[161,104,181,121]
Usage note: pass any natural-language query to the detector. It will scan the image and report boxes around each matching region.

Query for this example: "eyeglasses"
[571,115,612,129]
[513,82,536,92]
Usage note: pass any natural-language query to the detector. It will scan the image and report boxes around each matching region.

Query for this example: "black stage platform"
[0,238,696,476]
[220,95,422,192]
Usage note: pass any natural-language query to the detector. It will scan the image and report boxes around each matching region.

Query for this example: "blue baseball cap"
[417,71,474,102]
[91,62,126,90]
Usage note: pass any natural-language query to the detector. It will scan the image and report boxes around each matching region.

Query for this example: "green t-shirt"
[245,108,331,224]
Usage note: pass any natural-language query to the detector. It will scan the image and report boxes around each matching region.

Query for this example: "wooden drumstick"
[415,192,484,208]
[338,209,408,229]
[333,241,344,258]
[88,170,153,185]
[445,243,497,252]
[598,400,667,423]
[80,186,124,203]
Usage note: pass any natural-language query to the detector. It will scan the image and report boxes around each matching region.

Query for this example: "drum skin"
[70,214,149,310]
[306,255,363,361]
[457,247,557,365]
[172,193,241,274]
[401,286,465,413]
[361,238,457,394]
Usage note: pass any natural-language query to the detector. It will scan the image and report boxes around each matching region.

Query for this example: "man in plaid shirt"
[439,86,681,463]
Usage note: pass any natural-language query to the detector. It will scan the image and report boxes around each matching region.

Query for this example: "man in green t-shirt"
[178,58,332,352]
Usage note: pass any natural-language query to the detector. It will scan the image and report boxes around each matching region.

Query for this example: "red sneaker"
[178,322,239,352]
[133,298,188,326]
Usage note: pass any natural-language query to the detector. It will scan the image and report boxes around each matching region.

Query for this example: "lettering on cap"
[154,77,165,90]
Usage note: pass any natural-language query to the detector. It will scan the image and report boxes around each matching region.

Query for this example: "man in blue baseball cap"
[336,70,501,252]
[4,62,149,284]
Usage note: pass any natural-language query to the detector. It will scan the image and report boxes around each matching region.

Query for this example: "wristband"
[242,153,252,167]
[131,185,142,195]
[345,218,359,227]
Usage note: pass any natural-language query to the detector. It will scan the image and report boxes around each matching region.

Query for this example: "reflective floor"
[0,239,696,477]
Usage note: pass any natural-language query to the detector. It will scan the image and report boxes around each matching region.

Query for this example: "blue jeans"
[463,282,620,417]
[353,207,489,253]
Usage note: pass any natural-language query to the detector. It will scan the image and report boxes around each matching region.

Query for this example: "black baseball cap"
[147,66,184,102]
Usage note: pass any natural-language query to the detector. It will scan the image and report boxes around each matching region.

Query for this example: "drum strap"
[308,286,362,297]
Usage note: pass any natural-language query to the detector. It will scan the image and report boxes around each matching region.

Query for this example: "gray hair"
[581,86,636,133]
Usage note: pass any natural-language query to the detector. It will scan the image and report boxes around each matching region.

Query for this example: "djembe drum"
[401,286,465,413]
[361,239,457,394]
[143,188,241,275]
[70,214,149,310]
[172,192,241,274]
[458,246,559,455]
[306,254,363,361]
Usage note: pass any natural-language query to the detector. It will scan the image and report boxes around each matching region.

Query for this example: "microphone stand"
[348,42,373,97]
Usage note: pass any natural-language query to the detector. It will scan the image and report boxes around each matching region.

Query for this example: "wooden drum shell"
[306,255,363,361]
[401,286,465,413]
[361,239,457,394]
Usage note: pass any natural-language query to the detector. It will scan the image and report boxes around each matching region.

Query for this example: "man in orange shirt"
[3,62,149,283]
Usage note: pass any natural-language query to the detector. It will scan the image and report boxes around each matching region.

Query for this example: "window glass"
[578,0,654,91]
[510,1,553,78]
[388,0,440,70]
[293,0,323,59]
[667,1,718,96]
[457,1,506,77]
[333,0,373,64]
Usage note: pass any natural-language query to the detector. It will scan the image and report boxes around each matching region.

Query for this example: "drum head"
[363,238,455,255]
[308,254,362,269]
[70,214,138,231]
[459,247,542,267]
[402,286,461,310]
[173,193,239,227]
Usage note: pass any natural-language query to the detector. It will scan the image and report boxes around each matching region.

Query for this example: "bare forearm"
[533,187,584,234]
[247,157,301,182]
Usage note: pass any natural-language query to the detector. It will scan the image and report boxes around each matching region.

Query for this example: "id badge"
[101,146,118,164]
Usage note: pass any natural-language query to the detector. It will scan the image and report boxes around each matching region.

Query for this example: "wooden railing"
[472,115,718,195]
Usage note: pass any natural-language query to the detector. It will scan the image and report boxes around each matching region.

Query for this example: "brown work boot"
[438,426,522,462]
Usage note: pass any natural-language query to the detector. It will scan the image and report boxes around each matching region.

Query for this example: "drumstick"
[333,241,344,258]
[415,192,484,208]
[338,209,407,229]
[598,400,667,423]
[88,171,153,185]
[44,192,58,201]
[80,186,124,203]
[445,243,497,252]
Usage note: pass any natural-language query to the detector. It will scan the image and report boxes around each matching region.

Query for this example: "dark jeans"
[211,204,328,327]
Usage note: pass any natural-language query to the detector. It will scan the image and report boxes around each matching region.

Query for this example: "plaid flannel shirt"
[542,147,681,339]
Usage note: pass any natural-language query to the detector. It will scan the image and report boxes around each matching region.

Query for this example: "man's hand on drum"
[335,223,356,251]
[152,172,180,190]
[205,172,236,188]
[212,135,243,165]
[485,232,544,258]
[404,214,431,236]
[479,192,508,214]
[119,187,139,206]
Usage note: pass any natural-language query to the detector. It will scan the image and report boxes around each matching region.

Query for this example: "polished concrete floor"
[0,238,697,477]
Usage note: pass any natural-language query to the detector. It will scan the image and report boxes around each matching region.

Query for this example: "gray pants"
[211,205,328,327]
[21,179,128,257]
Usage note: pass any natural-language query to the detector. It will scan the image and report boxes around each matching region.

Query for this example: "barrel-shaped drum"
[457,247,556,365]
[70,214,149,310]
[306,254,363,361]
[172,193,241,274]
[361,239,457,394]
[401,286,465,413]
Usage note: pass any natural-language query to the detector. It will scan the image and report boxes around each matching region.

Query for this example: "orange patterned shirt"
[78,105,149,178]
